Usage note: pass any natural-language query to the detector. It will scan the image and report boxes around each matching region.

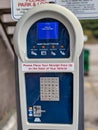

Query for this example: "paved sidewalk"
[84,44,98,130]
[2,113,17,130]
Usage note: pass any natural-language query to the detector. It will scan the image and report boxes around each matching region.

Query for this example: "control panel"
[40,77,59,101]
[25,73,73,124]
[27,18,70,59]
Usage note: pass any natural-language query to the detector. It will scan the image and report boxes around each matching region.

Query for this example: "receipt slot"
[13,4,84,130]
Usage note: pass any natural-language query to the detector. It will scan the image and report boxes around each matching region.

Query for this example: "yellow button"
[52,45,55,49]
[61,45,64,48]
[42,46,45,49]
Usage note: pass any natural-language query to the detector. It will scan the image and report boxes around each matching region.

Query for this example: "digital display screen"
[37,22,58,39]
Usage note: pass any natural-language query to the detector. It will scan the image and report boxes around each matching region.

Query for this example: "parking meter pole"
[15,54,22,130]
[79,51,84,130]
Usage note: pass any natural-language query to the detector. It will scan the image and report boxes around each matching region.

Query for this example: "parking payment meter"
[13,4,84,130]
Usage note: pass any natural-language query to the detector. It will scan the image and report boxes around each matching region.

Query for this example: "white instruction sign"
[22,63,74,72]
[11,0,98,20]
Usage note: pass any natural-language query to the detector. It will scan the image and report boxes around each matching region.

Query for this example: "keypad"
[40,77,59,101]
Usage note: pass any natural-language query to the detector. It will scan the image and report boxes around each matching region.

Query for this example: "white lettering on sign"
[22,63,74,72]
[11,0,98,20]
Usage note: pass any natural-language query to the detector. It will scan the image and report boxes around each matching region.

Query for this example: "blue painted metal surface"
[25,73,73,124]
[27,18,70,59]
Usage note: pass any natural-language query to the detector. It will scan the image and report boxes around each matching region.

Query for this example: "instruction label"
[57,0,98,19]
[11,0,49,20]
[22,63,74,72]
[11,0,98,20]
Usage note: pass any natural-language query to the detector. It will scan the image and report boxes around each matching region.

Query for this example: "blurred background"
[0,0,98,130]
